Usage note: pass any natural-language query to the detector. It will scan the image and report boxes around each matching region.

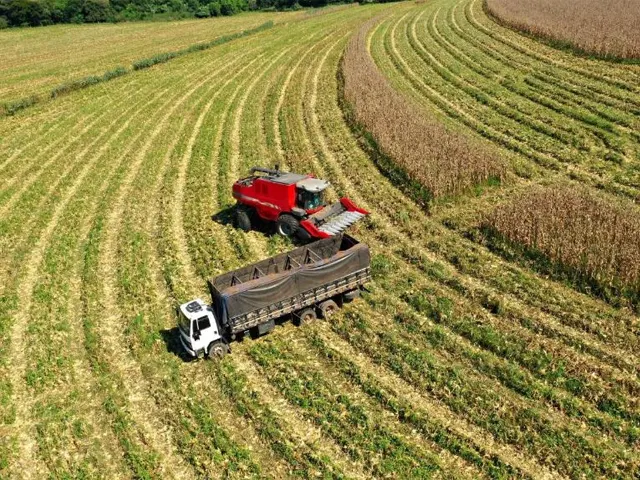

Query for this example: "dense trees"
[0,0,375,27]
[1,0,113,25]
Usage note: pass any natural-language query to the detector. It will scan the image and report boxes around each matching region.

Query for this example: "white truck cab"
[177,299,227,358]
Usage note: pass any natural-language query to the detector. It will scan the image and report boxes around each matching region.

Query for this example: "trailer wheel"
[294,307,317,326]
[318,299,339,319]
[235,208,252,232]
[276,214,299,237]
[343,289,360,303]
[297,227,311,242]
[207,341,229,360]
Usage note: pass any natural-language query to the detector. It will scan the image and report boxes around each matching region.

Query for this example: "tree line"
[0,0,390,28]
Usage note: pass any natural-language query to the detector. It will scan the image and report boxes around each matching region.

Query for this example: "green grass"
[1,1,639,478]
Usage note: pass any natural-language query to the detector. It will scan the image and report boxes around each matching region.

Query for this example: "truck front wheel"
[208,341,229,359]
[318,299,339,319]
[343,289,360,302]
[276,214,299,237]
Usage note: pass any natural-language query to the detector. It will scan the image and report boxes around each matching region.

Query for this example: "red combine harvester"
[232,166,368,240]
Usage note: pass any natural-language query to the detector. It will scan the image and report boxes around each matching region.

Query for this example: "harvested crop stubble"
[341,17,504,201]
[485,0,640,59]
[486,184,640,307]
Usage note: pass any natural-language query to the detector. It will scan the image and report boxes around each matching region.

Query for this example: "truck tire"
[294,307,317,326]
[207,341,229,359]
[318,299,339,319]
[343,289,360,302]
[296,226,311,242]
[276,214,299,237]
[235,208,252,232]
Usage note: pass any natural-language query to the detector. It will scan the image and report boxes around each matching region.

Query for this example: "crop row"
[485,0,640,60]
[2,1,639,477]
[370,0,640,200]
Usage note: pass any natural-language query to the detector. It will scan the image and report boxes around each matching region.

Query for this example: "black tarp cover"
[208,235,369,325]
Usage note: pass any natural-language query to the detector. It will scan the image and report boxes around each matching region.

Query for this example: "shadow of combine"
[211,205,281,238]
[210,205,236,227]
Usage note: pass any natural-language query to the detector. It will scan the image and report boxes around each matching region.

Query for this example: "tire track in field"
[299,25,638,472]
[135,117,278,478]
[169,42,339,473]
[307,326,556,480]
[383,12,639,199]
[296,34,567,477]
[169,51,272,298]
[231,349,372,480]
[0,93,123,216]
[420,8,624,157]
[261,27,333,169]
[373,12,640,358]
[0,108,96,177]
[446,1,640,136]
[465,0,640,103]
[312,44,640,411]
[192,51,262,276]
[226,49,294,258]
[5,81,176,480]
[149,43,260,290]
[94,63,231,478]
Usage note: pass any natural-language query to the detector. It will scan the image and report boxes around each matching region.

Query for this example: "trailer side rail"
[229,267,370,334]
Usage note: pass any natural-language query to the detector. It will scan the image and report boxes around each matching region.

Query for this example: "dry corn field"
[485,184,640,310]
[1,0,639,478]
[485,0,640,60]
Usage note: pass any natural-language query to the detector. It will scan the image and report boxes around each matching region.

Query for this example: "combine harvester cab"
[231,165,368,240]
[177,234,371,359]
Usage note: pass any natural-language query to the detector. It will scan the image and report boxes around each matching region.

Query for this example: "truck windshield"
[297,189,324,210]
[178,310,190,333]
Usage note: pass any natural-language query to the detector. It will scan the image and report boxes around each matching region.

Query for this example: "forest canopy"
[0,0,385,28]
